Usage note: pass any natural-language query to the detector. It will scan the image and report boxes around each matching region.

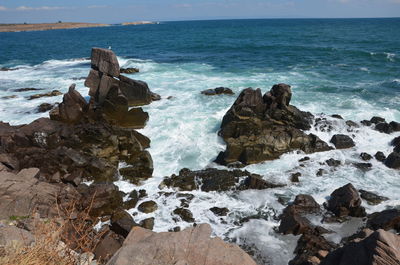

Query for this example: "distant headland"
[0,21,157,32]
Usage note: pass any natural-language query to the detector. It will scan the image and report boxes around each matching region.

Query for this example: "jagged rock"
[123,190,139,210]
[173,208,195,222]
[106,224,257,265]
[215,85,331,166]
[50,84,87,123]
[139,218,154,230]
[118,75,152,106]
[279,194,321,235]
[375,151,386,162]
[119,151,153,184]
[210,207,229,216]
[359,190,389,205]
[320,229,400,265]
[326,183,366,217]
[360,152,372,161]
[28,90,62,100]
[385,152,400,169]
[120,67,139,74]
[367,209,400,232]
[91,48,120,77]
[37,103,55,113]
[138,201,157,213]
[330,134,355,149]
[161,168,283,192]
[201,87,234,96]
[110,210,137,238]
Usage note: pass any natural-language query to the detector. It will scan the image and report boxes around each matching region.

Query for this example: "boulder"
[91,48,120,77]
[106,224,257,265]
[82,183,124,217]
[367,209,400,232]
[120,67,139,74]
[94,230,124,262]
[320,229,400,265]
[139,218,155,230]
[173,208,195,222]
[118,75,152,106]
[375,151,386,162]
[201,87,234,96]
[359,190,389,205]
[390,121,400,132]
[325,158,341,167]
[360,152,372,161]
[326,183,366,217]
[375,122,393,134]
[370,116,386,124]
[37,103,55,113]
[330,134,355,149]
[216,85,331,166]
[110,210,137,238]
[210,207,229,216]
[385,152,400,169]
[137,201,158,213]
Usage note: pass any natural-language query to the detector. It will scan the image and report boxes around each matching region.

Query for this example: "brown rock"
[137,201,157,213]
[28,90,62,100]
[91,48,120,77]
[0,225,34,246]
[326,183,366,217]
[94,230,124,262]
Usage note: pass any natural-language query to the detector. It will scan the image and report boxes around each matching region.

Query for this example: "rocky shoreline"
[1,48,399,265]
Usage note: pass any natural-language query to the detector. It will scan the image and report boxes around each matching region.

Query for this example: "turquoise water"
[1,19,400,264]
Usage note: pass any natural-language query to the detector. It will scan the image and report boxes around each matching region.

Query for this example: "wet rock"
[330,134,355,149]
[239,174,285,190]
[345,120,359,128]
[210,207,229,216]
[290,232,337,265]
[316,168,327,176]
[325,158,341,167]
[361,120,372,126]
[384,152,400,169]
[201,87,234,96]
[353,162,372,171]
[123,190,139,209]
[291,172,301,182]
[389,121,400,132]
[331,114,343,119]
[360,152,372,161]
[0,67,19,71]
[359,190,389,205]
[12,87,43,92]
[2,95,17,99]
[150,92,161,101]
[374,151,386,162]
[320,229,400,265]
[118,75,153,106]
[37,103,55,113]
[370,116,386,124]
[367,209,400,232]
[173,208,195,223]
[91,47,120,77]
[375,122,393,134]
[106,224,257,265]
[299,156,310,162]
[120,67,139,74]
[28,90,62,100]
[326,183,366,217]
[110,210,137,238]
[94,230,124,262]
[216,85,331,166]
[137,201,157,213]
[139,218,154,230]
[119,151,153,184]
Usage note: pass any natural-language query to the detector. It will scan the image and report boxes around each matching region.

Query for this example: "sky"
[0,0,399,23]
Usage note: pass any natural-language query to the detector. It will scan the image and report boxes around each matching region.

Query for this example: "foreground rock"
[161,168,284,192]
[325,183,366,217]
[201,87,234,96]
[106,224,257,265]
[320,229,400,265]
[215,84,331,166]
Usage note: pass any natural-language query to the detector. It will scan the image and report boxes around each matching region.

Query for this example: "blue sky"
[0,0,399,23]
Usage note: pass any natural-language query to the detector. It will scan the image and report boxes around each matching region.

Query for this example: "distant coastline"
[0,21,157,32]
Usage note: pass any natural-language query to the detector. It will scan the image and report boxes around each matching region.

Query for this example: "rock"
[124,190,139,209]
[150,92,161,101]
[316,168,327,176]
[392,136,400,147]
[173,208,195,222]
[360,152,372,161]
[216,85,331,166]
[325,158,341,167]
[291,172,301,182]
[94,230,124,262]
[120,67,139,74]
[119,151,153,184]
[320,229,400,265]
[346,120,359,128]
[28,90,62,100]
[162,168,283,192]
[331,114,343,119]
[353,162,372,171]
[330,134,355,149]
[370,116,386,124]
[1,95,17,99]
[91,47,120,77]
[394,145,400,153]
[326,183,366,217]
[201,87,234,96]
[384,152,400,169]
[375,151,386,162]
[361,120,372,126]
[137,201,157,213]
[50,84,87,123]
[0,225,34,246]
[139,218,154,230]
[299,156,310,162]
[12,88,43,92]
[110,210,137,238]
[367,209,400,232]
[106,224,257,265]
[290,233,337,265]
[278,194,321,235]
[0,67,19,71]
[375,122,393,134]
[118,75,152,106]
[37,103,55,113]
[210,207,229,216]
[389,121,400,132]
[83,183,124,217]
[359,190,389,205]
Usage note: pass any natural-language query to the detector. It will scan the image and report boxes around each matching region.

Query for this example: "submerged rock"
[215,84,331,166]
[173,208,195,222]
[359,190,389,205]
[28,90,62,100]
[37,103,55,113]
[120,67,139,74]
[201,87,234,96]
[106,224,257,265]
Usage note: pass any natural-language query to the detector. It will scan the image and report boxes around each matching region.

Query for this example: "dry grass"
[0,194,105,265]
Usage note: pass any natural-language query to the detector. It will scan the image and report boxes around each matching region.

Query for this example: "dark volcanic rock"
[359,190,389,205]
[360,152,372,161]
[161,168,283,192]
[173,207,195,222]
[370,116,386,124]
[375,151,386,162]
[367,209,400,232]
[353,162,372,171]
[210,207,229,216]
[325,158,341,167]
[326,183,366,217]
[216,84,331,166]
[330,134,355,149]
[201,87,234,96]
[320,229,400,265]
[384,152,400,169]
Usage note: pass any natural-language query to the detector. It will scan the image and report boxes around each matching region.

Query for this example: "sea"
[0,18,399,264]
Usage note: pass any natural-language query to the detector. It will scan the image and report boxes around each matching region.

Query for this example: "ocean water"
[1,18,400,264]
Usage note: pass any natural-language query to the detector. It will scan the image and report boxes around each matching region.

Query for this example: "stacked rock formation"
[215,84,332,166]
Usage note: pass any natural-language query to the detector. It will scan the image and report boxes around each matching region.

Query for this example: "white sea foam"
[1,57,400,264]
